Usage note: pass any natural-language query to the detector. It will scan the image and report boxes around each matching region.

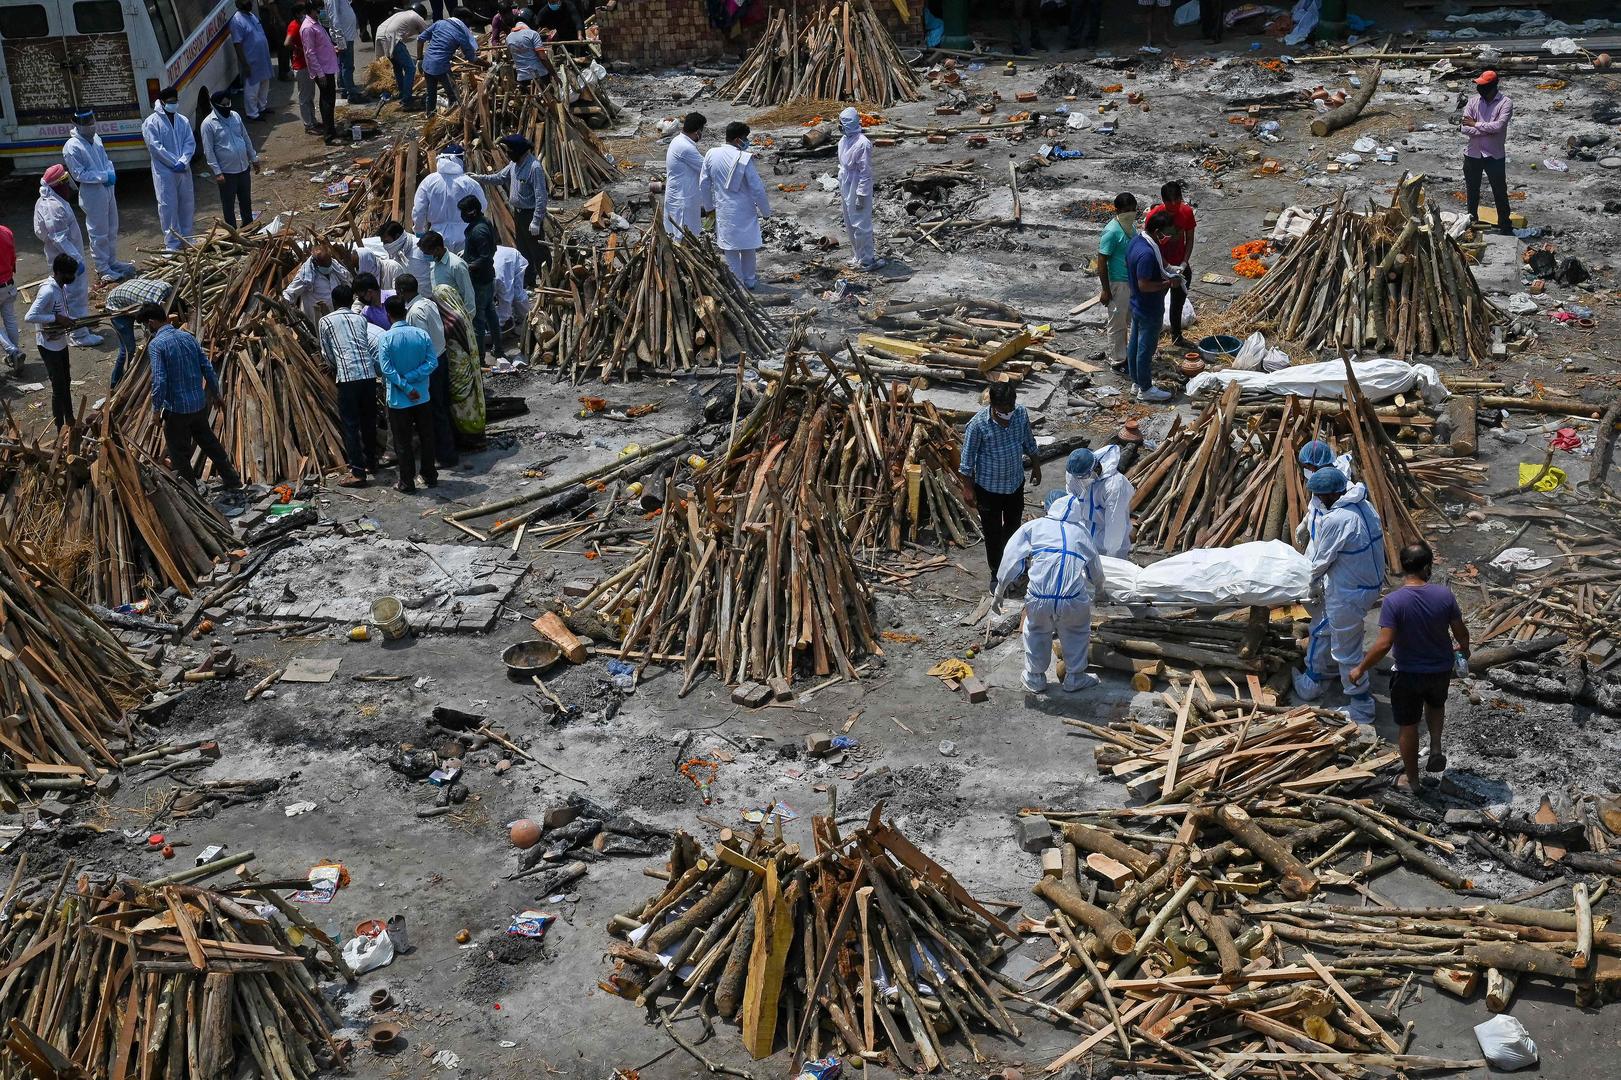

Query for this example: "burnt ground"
[4,3,1621,1079]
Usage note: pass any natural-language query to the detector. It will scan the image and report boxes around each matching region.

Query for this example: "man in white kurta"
[698,121,771,289]
[836,107,880,271]
[142,89,197,252]
[663,113,707,242]
[62,110,133,280]
[32,167,100,345]
[411,148,486,253]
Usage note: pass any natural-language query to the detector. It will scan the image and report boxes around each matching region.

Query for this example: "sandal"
[1426,750,1447,773]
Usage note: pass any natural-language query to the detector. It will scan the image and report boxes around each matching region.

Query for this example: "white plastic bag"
[1101,541,1311,607]
[1161,294,1195,331]
[342,929,395,973]
[1473,1015,1538,1071]
[1232,331,1269,371]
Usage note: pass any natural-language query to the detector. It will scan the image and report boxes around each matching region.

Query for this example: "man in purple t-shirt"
[1350,541,1470,791]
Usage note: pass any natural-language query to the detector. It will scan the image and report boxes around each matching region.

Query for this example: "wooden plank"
[1044,999,1151,1073]
[740,862,794,1059]
[978,330,1035,375]
[1301,950,1402,1053]
[1160,685,1195,800]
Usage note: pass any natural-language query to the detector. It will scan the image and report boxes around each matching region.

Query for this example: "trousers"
[77,183,121,275]
[339,43,357,97]
[723,248,758,289]
[472,279,500,359]
[315,73,337,136]
[337,378,380,477]
[841,188,876,268]
[974,483,1024,576]
[111,314,137,386]
[1293,596,1376,723]
[389,41,417,106]
[1464,154,1512,235]
[514,208,547,287]
[428,356,458,464]
[40,347,72,428]
[1103,284,1130,364]
[388,402,438,486]
[425,72,457,112]
[295,67,317,129]
[152,165,196,251]
[1023,598,1093,691]
[243,77,271,118]
[163,407,240,487]
[1127,307,1160,391]
[218,170,253,229]
[0,283,22,357]
[1068,0,1100,44]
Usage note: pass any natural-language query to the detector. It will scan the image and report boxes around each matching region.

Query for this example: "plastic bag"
[1161,294,1195,331]
[1232,331,1269,371]
[342,928,395,973]
[1473,1015,1538,1070]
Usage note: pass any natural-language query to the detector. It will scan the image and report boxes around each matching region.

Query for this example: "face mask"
[460,210,478,223]
[76,123,96,137]
[992,409,1012,423]
[162,101,179,114]
[1116,212,1137,234]
[215,104,231,116]
[385,235,406,255]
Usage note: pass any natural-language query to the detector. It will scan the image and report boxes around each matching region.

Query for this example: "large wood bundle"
[1224,176,1503,364]
[722,2,923,108]
[0,860,343,1080]
[0,418,233,605]
[563,216,779,381]
[105,231,346,486]
[0,541,151,786]
[603,808,1022,1071]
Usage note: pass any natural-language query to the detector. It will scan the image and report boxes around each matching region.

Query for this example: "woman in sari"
[433,281,485,446]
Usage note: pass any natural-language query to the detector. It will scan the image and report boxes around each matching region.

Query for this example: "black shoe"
[422,476,439,488]
[395,481,417,494]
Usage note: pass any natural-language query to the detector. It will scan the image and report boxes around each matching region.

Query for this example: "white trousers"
[244,77,271,118]
[1023,598,1093,691]
[723,248,758,289]
[78,184,120,275]
[1293,595,1375,722]
[152,166,196,251]
[841,188,876,268]
[0,284,21,356]
[1104,286,1130,364]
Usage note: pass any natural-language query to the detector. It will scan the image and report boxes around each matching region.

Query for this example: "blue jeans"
[424,71,456,112]
[111,314,137,386]
[473,279,499,359]
[1127,307,1161,391]
[390,41,417,106]
[339,43,356,98]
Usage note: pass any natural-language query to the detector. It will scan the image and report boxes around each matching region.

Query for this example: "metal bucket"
[371,596,408,640]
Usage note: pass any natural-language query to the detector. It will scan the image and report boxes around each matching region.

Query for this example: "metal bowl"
[502,640,562,678]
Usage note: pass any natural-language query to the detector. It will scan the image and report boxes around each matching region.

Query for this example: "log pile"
[0,541,152,789]
[562,215,779,381]
[0,859,344,1080]
[853,296,1095,383]
[721,1,923,108]
[1223,177,1503,364]
[1126,379,1432,565]
[105,230,346,486]
[603,807,1023,1071]
[1092,613,1302,689]
[0,417,233,606]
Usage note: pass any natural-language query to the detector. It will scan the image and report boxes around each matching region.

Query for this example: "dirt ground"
[4,4,1621,1079]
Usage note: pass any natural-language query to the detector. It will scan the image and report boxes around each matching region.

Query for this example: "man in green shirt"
[1096,193,1137,371]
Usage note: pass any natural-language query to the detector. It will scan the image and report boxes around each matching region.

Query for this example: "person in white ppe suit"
[32,165,101,346]
[992,491,1108,694]
[1064,445,1134,559]
[412,147,485,253]
[1293,466,1385,724]
[494,245,530,328]
[699,121,771,289]
[376,220,433,287]
[142,87,196,252]
[282,244,353,324]
[1294,439,1357,671]
[836,107,882,272]
[663,112,707,242]
[62,109,134,280]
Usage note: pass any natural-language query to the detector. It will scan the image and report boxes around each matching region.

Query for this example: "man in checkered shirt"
[318,282,382,487]
[104,277,174,388]
[958,380,1042,579]
[141,304,242,492]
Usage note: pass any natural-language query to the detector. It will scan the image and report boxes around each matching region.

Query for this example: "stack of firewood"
[603,808,1024,1071]
[1223,176,1503,364]
[0,417,233,605]
[721,1,923,108]
[852,297,1096,384]
[0,541,152,795]
[0,859,345,1080]
[561,216,779,380]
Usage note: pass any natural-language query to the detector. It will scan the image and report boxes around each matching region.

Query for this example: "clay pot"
[369,988,394,1011]
[1595,52,1611,68]
[1178,358,1206,378]
[367,1023,401,1053]
[509,818,542,849]
[355,919,386,939]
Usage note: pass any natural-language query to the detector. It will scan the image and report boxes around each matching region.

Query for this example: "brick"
[768,677,794,702]
[1041,847,1064,878]
[804,732,834,755]
[562,579,598,598]
[961,676,989,703]
[731,681,771,708]
[1015,815,1054,853]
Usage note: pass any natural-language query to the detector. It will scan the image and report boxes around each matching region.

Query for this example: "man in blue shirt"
[1125,211,1176,403]
[200,92,260,229]
[958,380,1041,578]
[140,304,243,491]
[377,294,439,492]
[418,6,478,113]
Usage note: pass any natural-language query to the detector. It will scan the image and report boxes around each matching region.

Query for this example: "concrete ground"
[4,5,1621,1079]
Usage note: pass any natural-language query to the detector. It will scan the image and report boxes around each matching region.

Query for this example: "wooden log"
[1032,878,1137,956]
[1218,804,1318,899]
[1060,821,1158,878]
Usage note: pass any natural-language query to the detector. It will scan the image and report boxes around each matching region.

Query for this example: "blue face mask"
[163,101,179,114]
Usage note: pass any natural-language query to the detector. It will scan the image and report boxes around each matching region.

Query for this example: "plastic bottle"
[1454,651,1469,678]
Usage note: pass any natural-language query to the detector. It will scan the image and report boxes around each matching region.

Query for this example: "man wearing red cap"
[1461,71,1514,236]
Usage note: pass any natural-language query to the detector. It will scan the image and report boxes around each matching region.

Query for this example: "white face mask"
[992,408,1012,423]
[162,101,179,115]
[385,235,406,255]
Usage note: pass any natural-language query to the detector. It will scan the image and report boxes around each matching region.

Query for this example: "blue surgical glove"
[75,260,87,276]
[171,161,189,173]
[104,170,117,185]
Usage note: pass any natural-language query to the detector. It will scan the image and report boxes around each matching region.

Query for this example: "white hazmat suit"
[1064,445,1135,558]
[699,141,770,288]
[32,184,96,344]
[62,127,128,277]
[142,104,197,252]
[494,245,529,324]
[663,131,706,241]
[836,107,879,270]
[282,255,353,324]
[994,494,1107,693]
[1293,481,1385,723]
[412,152,486,253]
[1294,449,1356,678]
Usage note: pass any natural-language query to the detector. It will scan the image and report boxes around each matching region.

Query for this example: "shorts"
[1390,670,1450,727]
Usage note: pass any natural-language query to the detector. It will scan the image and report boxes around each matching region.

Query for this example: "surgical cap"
[1298,440,1335,469]
[1306,466,1348,494]
[1066,448,1096,476]
[1043,490,1069,510]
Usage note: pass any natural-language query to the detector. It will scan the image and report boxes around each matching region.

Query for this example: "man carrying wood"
[959,380,1041,579]
[139,304,243,493]
[1350,541,1469,789]
[1461,70,1514,236]
[699,122,771,290]
[1292,466,1384,725]
[1096,192,1136,371]
[992,491,1107,694]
